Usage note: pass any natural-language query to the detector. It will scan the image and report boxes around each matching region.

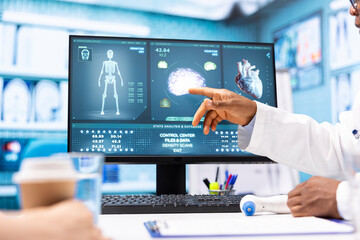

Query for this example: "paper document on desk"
[144,214,353,238]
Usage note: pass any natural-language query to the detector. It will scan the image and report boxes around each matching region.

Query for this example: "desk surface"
[98,213,354,240]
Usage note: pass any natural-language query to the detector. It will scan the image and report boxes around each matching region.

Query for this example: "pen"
[203,178,210,189]
[228,175,233,185]
[230,174,238,189]
[227,176,233,190]
[215,167,219,182]
[224,170,229,187]
[233,174,238,185]
[230,175,235,185]
[225,174,232,190]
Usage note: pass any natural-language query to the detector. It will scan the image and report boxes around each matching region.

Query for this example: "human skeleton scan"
[81,49,90,61]
[98,49,124,115]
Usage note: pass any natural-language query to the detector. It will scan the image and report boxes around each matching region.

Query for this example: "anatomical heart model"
[235,59,263,99]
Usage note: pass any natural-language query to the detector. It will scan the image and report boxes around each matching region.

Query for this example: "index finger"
[189,87,217,98]
[192,101,207,126]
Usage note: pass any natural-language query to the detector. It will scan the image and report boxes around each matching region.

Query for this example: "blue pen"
[229,174,238,191]
[232,175,236,185]
[229,175,234,186]
[227,175,235,189]
[233,174,238,185]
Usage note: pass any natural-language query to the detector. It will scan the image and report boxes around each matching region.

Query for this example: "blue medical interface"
[69,36,276,157]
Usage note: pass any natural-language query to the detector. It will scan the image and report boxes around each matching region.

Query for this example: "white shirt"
[237,93,360,220]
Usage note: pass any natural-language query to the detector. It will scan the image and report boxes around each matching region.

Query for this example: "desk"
[98,213,353,240]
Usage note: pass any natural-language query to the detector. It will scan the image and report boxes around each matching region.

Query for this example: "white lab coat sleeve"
[241,101,350,180]
[336,180,351,220]
[237,114,256,149]
[237,106,354,220]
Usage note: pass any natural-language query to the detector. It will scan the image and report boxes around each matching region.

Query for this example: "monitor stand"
[156,163,186,195]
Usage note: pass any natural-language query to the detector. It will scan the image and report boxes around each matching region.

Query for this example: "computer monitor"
[68,35,277,194]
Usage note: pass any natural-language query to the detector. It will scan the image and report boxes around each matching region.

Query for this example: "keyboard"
[101,194,244,214]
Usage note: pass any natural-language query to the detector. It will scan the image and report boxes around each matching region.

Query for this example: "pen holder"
[209,189,235,196]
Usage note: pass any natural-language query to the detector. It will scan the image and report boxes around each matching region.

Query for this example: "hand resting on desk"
[287,176,342,219]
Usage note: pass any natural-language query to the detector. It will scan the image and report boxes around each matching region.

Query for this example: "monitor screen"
[274,13,322,91]
[68,35,277,163]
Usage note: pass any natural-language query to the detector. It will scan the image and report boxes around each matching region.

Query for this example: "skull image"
[81,49,90,61]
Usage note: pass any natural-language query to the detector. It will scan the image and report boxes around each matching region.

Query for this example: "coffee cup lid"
[13,157,77,183]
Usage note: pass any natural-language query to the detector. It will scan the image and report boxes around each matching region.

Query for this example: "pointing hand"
[189,87,257,135]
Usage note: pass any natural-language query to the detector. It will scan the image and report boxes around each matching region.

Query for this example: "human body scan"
[98,50,124,115]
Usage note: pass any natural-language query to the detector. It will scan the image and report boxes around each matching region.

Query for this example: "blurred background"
[0,0,359,209]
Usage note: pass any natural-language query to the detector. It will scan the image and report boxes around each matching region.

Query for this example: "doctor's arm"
[190,87,347,178]
[190,87,353,220]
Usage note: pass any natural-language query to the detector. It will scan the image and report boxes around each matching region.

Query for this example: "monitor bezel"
[68,35,277,164]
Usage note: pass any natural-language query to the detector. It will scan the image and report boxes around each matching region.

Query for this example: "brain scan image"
[204,61,217,71]
[158,61,168,69]
[3,78,31,123]
[235,59,263,99]
[150,43,222,121]
[35,80,60,122]
[160,98,171,108]
[168,68,206,96]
